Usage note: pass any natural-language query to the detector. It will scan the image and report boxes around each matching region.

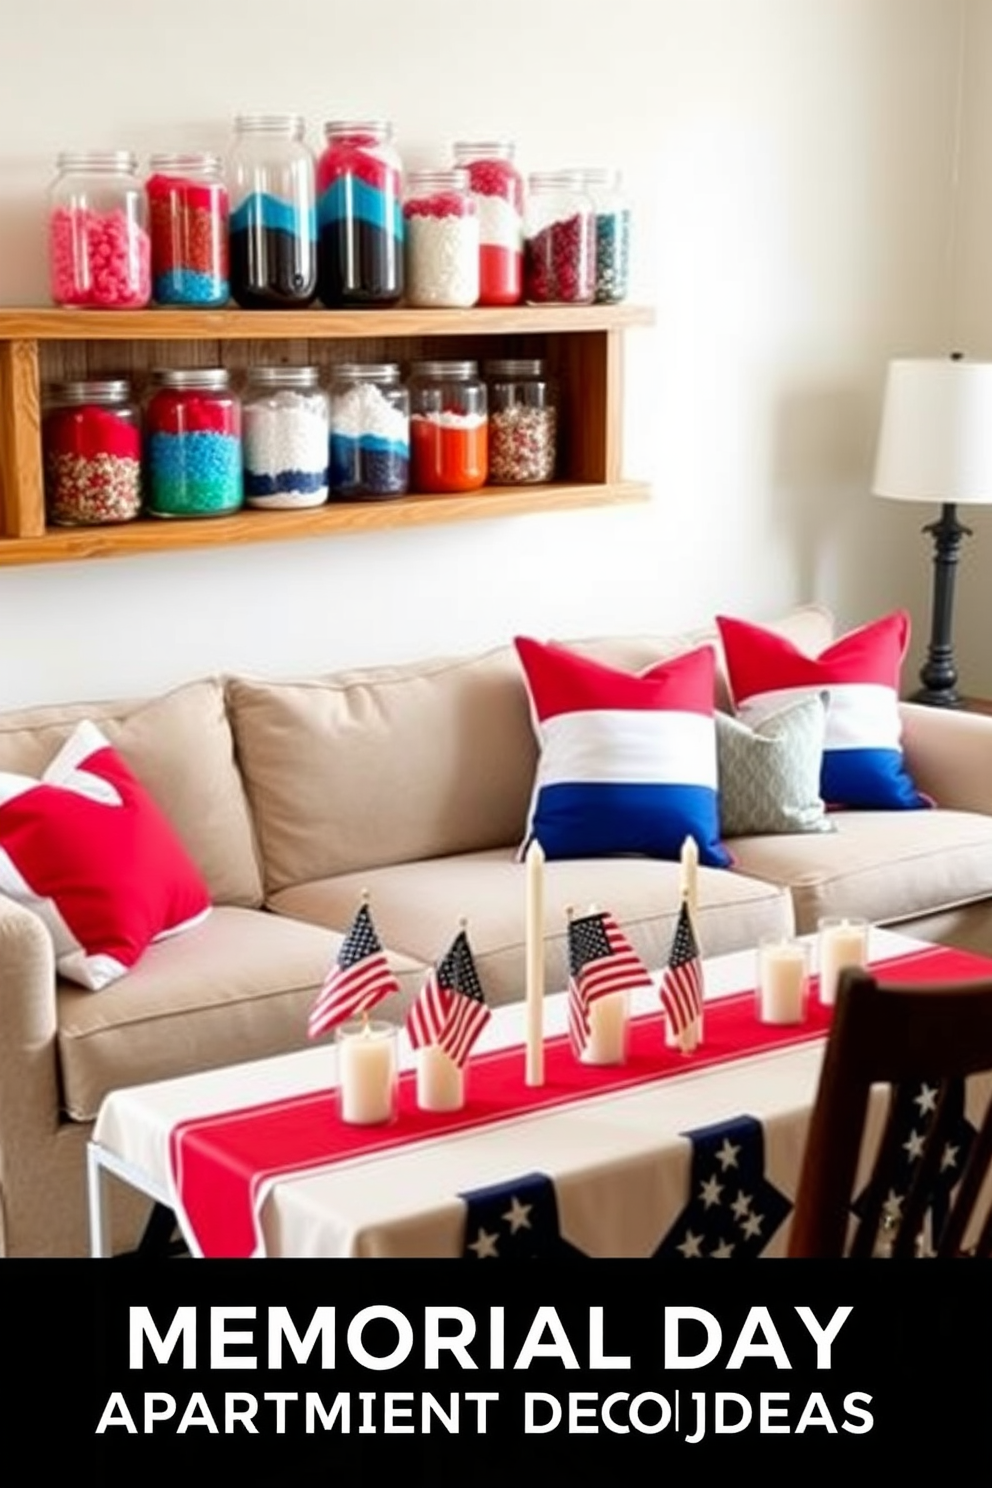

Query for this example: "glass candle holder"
[756,938,809,1025]
[817,916,869,1006]
[415,1045,465,1113]
[335,1020,398,1125]
[580,990,629,1065]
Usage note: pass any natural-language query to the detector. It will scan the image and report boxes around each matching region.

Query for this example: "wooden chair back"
[788,967,992,1257]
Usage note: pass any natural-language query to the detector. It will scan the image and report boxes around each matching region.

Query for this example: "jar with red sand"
[48,151,151,309]
[452,141,523,305]
[317,120,403,307]
[409,360,488,494]
[147,153,229,307]
[43,379,142,526]
[524,171,595,305]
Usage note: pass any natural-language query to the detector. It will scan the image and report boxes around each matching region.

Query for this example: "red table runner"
[168,944,992,1257]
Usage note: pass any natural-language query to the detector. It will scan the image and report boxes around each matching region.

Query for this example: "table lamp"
[872,355,992,706]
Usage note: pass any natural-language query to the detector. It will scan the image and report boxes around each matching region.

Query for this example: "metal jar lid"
[151,368,231,391]
[45,378,132,405]
[409,360,479,380]
[483,359,545,381]
[247,365,321,388]
[333,362,401,382]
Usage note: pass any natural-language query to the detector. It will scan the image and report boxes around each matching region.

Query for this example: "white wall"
[947,0,992,695]
[0,0,965,706]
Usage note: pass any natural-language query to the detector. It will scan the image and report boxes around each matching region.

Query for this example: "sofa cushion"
[727,810,992,933]
[0,721,210,989]
[57,906,427,1121]
[515,636,729,866]
[0,679,263,908]
[268,848,794,1008]
[227,648,539,893]
[717,610,928,810]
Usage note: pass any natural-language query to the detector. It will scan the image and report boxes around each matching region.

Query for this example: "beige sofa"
[2,603,992,1258]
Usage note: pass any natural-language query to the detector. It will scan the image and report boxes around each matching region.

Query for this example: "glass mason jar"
[48,151,151,309]
[403,169,479,308]
[409,360,488,494]
[317,120,403,307]
[483,358,557,485]
[227,114,317,309]
[145,368,242,517]
[329,363,409,499]
[243,366,329,509]
[147,152,230,307]
[42,379,142,526]
[452,141,523,305]
[582,168,631,304]
[524,171,595,305]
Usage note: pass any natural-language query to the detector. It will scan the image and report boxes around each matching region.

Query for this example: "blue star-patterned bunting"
[853,1077,977,1254]
[654,1115,792,1259]
[459,1172,587,1259]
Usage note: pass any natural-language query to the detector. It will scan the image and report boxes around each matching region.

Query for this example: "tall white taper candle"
[525,838,545,1086]
[679,835,699,932]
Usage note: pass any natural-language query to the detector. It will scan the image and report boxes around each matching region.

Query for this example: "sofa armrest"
[899,702,992,815]
[0,894,60,1146]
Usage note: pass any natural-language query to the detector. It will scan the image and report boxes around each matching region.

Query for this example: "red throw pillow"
[0,720,211,989]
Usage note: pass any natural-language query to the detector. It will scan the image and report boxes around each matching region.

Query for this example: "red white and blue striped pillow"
[514,637,730,865]
[716,611,928,811]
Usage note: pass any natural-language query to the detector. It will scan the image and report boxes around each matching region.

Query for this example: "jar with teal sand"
[146,369,243,518]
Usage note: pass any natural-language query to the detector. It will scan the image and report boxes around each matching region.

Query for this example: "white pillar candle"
[336,1021,398,1125]
[679,835,699,931]
[817,917,869,1006]
[524,838,545,1086]
[757,941,808,1025]
[416,1044,465,1112]
[581,991,628,1065]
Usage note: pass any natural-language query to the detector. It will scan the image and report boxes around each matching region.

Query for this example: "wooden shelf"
[0,304,654,342]
[0,481,649,567]
[0,304,654,566]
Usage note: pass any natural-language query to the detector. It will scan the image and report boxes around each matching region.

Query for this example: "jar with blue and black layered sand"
[581,168,631,304]
[317,121,403,307]
[228,114,317,308]
[146,369,242,517]
[329,363,409,499]
[243,366,329,509]
[147,153,229,307]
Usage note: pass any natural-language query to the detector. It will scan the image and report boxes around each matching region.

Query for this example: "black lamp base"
[913,501,971,708]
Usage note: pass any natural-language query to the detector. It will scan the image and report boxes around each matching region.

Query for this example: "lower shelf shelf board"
[0,481,650,567]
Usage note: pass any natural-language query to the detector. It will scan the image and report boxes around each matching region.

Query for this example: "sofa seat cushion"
[268,849,794,1009]
[0,679,263,909]
[727,810,992,934]
[57,906,427,1122]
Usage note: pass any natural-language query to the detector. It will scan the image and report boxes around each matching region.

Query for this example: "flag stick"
[524,840,545,1086]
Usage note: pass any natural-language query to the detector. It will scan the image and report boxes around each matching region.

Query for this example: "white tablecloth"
[91,930,923,1258]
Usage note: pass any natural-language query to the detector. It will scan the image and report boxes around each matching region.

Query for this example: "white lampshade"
[872,357,992,505]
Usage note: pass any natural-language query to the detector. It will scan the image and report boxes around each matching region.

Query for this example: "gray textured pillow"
[717,693,831,837]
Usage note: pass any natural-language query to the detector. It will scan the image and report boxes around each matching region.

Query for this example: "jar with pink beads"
[48,151,151,309]
[452,141,523,306]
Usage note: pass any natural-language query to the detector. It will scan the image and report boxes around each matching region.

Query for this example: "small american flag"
[307,900,400,1039]
[567,910,653,1057]
[660,900,703,1042]
[406,927,491,1067]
